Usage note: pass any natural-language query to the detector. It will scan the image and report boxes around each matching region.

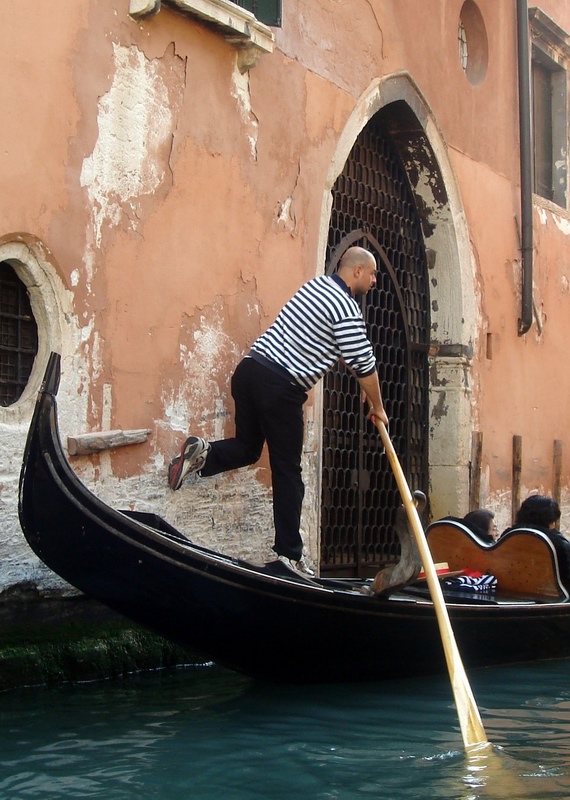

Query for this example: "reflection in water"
[459,668,570,800]
[1,659,570,799]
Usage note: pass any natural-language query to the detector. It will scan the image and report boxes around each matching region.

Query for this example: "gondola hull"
[18,354,570,683]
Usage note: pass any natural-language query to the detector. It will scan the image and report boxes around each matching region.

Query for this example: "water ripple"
[1,660,570,798]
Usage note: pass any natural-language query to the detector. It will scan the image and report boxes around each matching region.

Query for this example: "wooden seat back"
[425,520,568,600]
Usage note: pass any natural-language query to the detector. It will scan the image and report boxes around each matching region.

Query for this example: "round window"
[458,1,489,86]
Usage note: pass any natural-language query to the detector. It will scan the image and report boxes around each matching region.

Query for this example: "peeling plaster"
[535,204,570,234]
[275,163,301,234]
[159,307,241,437]
[431,392,448,421]
[80,43,175,247]
[75,42,182,447]
[276,196,297,233]
[81,246,96,292]
[231,62,259,161]
[277,196,293,224]
[552,212,570,236]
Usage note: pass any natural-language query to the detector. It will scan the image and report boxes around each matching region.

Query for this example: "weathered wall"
[1,0,570,593]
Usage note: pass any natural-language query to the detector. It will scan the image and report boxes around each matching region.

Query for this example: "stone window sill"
[130,0,275,70]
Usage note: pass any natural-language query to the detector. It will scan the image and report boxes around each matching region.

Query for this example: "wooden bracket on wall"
[67,429,152,456]
[469,431,483,511]
[553,439,563,505]
[512,435,522,523]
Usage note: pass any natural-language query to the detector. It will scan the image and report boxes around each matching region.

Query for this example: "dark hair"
[515,495,561,528]
[463,509,494,534]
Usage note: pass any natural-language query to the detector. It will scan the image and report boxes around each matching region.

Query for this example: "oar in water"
[374,419,489,752]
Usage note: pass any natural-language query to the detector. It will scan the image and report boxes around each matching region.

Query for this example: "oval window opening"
[458,0,489,87]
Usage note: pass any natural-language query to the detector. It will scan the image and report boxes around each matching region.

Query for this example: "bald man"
[168,246,388,577]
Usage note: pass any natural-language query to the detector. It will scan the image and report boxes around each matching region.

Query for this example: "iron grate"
[0,262,38,406]
[321,115,430,577]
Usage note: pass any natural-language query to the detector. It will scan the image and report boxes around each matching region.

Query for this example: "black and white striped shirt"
[251,275,377,391]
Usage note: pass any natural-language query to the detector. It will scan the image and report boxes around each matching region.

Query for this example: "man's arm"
[357,371,389,426]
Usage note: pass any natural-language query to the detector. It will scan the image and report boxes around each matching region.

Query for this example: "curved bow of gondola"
[18,351,65,558]
[18,352,149,571]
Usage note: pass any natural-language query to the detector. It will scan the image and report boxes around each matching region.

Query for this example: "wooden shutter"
[234,0,281,26]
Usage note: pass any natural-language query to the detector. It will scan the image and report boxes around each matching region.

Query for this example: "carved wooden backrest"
[425,520,569,600]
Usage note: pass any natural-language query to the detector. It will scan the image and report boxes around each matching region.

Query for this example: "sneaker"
[278,554,316,578]
[168,436,211,491]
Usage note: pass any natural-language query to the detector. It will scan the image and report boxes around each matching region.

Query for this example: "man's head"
[515,495,561,530]
[337,247,377,295]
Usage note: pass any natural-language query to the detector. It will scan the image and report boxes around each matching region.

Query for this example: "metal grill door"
[321,116,430,577]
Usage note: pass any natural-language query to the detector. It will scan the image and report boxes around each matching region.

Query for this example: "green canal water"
[2,657,570,799]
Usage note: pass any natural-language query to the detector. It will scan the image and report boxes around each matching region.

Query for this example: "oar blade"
[375,420,488,750]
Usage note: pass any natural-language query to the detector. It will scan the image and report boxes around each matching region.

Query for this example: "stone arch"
[317,72,476,522]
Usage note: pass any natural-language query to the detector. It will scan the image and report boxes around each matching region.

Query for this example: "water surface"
[2,658,570,799]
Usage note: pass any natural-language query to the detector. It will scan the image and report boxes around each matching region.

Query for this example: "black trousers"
[200,357,308,560]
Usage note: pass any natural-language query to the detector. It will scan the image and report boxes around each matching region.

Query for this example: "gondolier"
[168,246,389,576]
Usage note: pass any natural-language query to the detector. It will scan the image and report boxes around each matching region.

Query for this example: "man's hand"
[367,405,389,426]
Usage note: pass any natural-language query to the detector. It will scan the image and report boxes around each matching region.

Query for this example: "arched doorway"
[320,111,430,577]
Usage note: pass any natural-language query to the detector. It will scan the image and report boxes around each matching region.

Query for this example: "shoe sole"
[168,439,208,491]
[168,454,187,491]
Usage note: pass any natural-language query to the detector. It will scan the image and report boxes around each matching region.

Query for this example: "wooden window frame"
[529,7,570,208]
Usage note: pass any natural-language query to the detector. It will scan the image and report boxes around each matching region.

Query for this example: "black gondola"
[17,353,570,683]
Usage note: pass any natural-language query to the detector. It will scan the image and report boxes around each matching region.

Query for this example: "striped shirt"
[251,274,377,391]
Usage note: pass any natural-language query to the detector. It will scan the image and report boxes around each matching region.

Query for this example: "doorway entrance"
[320,112,430,577]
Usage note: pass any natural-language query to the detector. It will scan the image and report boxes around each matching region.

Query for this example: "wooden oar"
[375,420,489,751]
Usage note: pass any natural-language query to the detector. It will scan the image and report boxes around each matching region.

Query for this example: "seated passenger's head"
[515,495,561,530]
[463,509,498,540]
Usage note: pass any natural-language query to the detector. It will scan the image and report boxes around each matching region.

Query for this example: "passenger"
[463,509,499,543]
[505,495,570,586]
